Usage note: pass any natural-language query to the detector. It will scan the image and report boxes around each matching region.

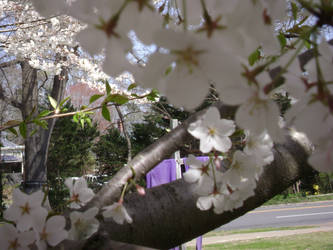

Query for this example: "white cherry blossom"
[224,151,258,189]
[136,29,242,109]
[188,106,235,153]
[0,223,35,250]
[219,74,283,142]
[4,189,48,232]
[34,215,68,250]
[102,201,133,224]
[68,207,100,240]
[244,131,274,168]
[286,97,333,144]
[308,133,333,173]
[65,177,94,209]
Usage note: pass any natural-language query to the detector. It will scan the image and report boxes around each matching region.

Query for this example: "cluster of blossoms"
[29,0,333,175]
[0,177,133,249]
[2,0,333,247]
[186,107,274,213]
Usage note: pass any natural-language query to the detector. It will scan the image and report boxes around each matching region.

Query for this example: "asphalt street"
[218,200,333,231]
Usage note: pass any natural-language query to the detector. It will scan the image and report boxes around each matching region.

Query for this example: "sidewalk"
[186,222,333,247]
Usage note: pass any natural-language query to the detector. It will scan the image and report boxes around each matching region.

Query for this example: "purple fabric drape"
[146,157,208,250]
[146,159,177,188]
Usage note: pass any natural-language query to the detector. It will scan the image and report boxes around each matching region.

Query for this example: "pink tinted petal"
[12,188,27,205]
[76,27,107,55]
[0,223,16,242]
[73,177,88,192]
[196,196,213,211]
[46,216,66,234]
[213,136,232,153]
[199,137,213,153]
[78,188,94,203]
[19,230,35,246]
[4,205,21,222]
[30,190,44,207]
[64,178,74,191]
[47,230,68,246]
[183,169,201,183]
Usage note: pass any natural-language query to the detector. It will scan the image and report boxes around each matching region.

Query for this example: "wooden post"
[170,119,186,250]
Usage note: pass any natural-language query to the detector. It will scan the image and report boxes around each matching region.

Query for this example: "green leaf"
[164,65,172,76]
[248,48,261,66]
[105,94,129,105]
[80,118,85,129]
[127,83,137,91]
[89,94,104,104]
[291,2,298,20]
[102,104,111,121]
[86,117,92,127]
[277,33,287,49]
[105,80,111,95]
[48,95,58,109]
[30,129,37,137]
[147,89,159,101]
[73,114,79,123]
[59,97,70,108]
[33,119,48,129]
[7,127,18,136]
[37,110,52,118]
[19,122,27,138]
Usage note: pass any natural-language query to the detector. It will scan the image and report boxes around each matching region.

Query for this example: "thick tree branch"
[82,131,313,249]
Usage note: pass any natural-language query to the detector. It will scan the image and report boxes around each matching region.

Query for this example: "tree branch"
[82,131,313,249]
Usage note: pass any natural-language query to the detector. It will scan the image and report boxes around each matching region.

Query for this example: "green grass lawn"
[188,232,333,250]
[264,193,333,206]
[204,226,314,237]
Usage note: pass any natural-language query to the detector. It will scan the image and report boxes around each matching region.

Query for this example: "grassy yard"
[204,226,314,237]
[188,231,333,250]
[263,193,333,205]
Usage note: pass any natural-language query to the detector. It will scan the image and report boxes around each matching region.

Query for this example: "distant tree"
[93,127,128,177]
[47,102,99,210]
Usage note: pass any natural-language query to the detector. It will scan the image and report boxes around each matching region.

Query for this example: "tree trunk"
[20,61,68,193]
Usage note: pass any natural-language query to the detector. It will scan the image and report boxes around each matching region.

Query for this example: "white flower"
[204,0,279,59]
[219,74,283,142]
[197,192,224,213]
[183,155,215,195]
[188,107,235,153]
[0,223,35,250]
[68,207,100,240]
[308,133,333,173]
[4,189,48,231]
[216,180,257,213]
[224,151,258,189]
[31,0,67,17]
[102,202,133,224]
[183,155,211,183]
[65,177,94,209]
[34,215,68,250]
[305,41,333,83]
[244,131,274,168]
[136,29,242,109]
[286,97,333,144]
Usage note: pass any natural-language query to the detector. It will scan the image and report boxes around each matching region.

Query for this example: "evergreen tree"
[47,102,99,210]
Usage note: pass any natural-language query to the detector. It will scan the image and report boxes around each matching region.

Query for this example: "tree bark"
[20,61,68,193]
[77,132,313,249]
[58,101,313,250]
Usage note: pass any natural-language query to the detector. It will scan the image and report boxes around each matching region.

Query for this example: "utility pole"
[170,119,186,250]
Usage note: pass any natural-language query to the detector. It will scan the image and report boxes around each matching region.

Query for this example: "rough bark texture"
[57,114,313,250]
[21,61,68,192]
[80,133,312,249]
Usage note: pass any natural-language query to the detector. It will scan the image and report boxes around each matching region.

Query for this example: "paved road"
[219,200,333,231]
